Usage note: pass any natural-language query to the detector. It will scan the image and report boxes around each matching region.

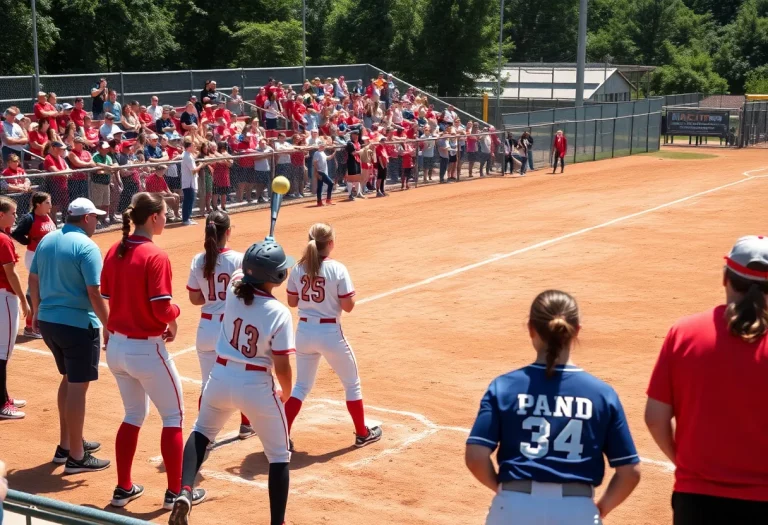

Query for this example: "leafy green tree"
[416,0,503,95]
[505,0,579,62]
[744,65,768,93]
[686,0,746,27]
[0,0,58,75]
[229,21,304,68]
[651,43,728,93]
[713,0,768,93]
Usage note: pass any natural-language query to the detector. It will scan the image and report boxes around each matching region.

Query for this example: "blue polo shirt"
[30,224,103,329]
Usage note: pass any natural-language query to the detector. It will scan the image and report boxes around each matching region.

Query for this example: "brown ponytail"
[298,223,334,280]
[233,280,256,306]
[30,192,50,213]
[203,210,230,279]
[724,267,768,343]
[529,290,580,377]
[116,192,165,258]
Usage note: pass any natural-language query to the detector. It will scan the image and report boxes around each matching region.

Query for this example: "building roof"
[698,95,745,110]
[477,67,632,100]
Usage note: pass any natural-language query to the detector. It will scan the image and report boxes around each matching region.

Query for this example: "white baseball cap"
[725,236,768,281]
[68,198,106,217]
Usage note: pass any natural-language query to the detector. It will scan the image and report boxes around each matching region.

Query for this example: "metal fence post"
[240,67,246,92]
[593,120,598,161]
[611,118,616,158]
[189,70,194,99]
[30,75,37,103]
[573,121,578,164]
[646,113,650,152]
[629,115,635,155]
[119,72,125,106]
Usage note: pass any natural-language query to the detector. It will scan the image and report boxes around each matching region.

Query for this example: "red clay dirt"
[3,146,767,524]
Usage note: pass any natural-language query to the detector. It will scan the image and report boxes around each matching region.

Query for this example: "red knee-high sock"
[115,422,141,491]
[284,397,303,433]
[346,400,368,437]
[161,427,183,494]
[241,413,251,426]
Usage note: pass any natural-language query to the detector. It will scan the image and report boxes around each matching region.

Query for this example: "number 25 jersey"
[215,270,296,369]
[186,249,244,315]
[286,258,355,319]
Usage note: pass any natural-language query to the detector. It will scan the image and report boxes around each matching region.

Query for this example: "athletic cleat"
[0,402,24,420]
[63,451,111,474]
[110,484,145,507]
[168,490,191,525]
[22,327,42,339]
[54,440,102,464]
[9,398,26,408]
[238,424,256,439]
[354,425,383,448]
[164,488,206,511]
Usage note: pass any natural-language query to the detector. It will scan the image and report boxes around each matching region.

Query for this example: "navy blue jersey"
[467,363,639,486]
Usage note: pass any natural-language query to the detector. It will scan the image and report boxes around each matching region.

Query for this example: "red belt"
[109,331,154,340]
[201,313,224,321]
[216,355,267,372]
[299,317,336,324]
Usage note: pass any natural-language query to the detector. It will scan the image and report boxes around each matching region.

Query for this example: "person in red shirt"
[0,196,30,419]
[646,236,768,523]
[211,142,233,211]
[70,98,88,130]
[43,141,69,224]
[27,120,49,162]
[551,130,567,174]
[375,136,389,197]
[137,105,154,131]
[101,192,203,509]
[33,92,59,133]
[212,101,231,126]
[145,166,181,221]
[1,154,31,194]
[233,133,256,203]
[11,191,55,338]
[400,141,415,190]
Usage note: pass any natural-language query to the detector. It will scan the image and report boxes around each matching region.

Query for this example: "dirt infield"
[4,147,768,524]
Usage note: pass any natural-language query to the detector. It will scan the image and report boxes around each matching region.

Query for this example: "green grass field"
[642,150,718,160]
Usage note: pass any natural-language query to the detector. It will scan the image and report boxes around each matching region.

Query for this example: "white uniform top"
[186,248,244,315]
[286,258,355,319]
[215,270,296,368]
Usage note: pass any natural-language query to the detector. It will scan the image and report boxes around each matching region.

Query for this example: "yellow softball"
[271,175,290,195]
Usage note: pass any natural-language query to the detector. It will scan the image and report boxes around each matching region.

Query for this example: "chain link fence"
[740,101,768,147]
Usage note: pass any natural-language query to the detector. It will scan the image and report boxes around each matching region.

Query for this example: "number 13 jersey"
[286,258,356,319]
[215,270,295,368]
[186,248,244,315]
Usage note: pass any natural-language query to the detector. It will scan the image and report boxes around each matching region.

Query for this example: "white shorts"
[0,290,19,360]
[106,333,184,428]
[486,483,602,525]
[24,250,34,272]
[196,314,223,388]
[194,359,290,463]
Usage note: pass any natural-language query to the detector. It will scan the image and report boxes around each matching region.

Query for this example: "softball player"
[283,223,382,448]
[169,240,295,525]
[102,192,204,510]
[465,290,641,524]
[11,192,55,339]
[0,197,30,420]
[186,210,254,439]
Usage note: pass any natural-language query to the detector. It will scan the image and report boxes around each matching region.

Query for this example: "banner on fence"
[666,110,730,136]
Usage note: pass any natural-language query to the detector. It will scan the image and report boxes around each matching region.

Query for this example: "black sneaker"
[168,489,192,525]
[163,488,206,511]
[53,440,101,464]
[63,451,111,474]
[110,484,144,507]
[354,426,383,448]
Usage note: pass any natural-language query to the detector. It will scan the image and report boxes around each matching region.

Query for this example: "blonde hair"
[298,223,335,280]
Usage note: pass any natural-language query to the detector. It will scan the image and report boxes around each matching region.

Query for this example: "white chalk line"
[19,166,761,491]
[357,166,768,306]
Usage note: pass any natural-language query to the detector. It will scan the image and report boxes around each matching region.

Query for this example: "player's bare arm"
[596,463,642,518]
[187,289,205,306]
[464,444,497,492]
[644,398,676,464]
[3,262,29,318]
[340,295,355,313]
[273,354,292,403]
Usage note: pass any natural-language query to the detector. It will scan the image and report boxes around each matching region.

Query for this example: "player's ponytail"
[203,210,230,279]
[724,266,768,343]
[232,280,256,306]
[529,290,580,378]
[299,223,335,280]
[117,192,165,258]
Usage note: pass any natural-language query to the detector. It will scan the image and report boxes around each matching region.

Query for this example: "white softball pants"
[0,290,19,360]
[196,314,223,389]
[107,333,184,428]
[291,320,362,402]
[486,483,603,525]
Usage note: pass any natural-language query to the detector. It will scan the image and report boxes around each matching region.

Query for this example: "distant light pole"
[302,0,307,82]
[495,0,505,126]
[31,0,41,89]
[575,0,589,107]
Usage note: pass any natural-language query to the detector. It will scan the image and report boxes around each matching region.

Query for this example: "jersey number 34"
[520,417,584,460]
[230,318,259,358]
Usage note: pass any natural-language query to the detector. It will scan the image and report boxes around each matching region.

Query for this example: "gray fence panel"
[601,104,618,119]
[616,101,635,117]
[504,112,531,128]
[576,119,596,162]
[584,105,602,121]
[553,108,576,123]
[648,112,661,151]
[529,109,555,125]
[595,119,614,160]
[631,113,649,153]
[613,116,632,156]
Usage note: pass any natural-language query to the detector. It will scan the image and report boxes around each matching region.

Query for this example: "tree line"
[4,0,768,96]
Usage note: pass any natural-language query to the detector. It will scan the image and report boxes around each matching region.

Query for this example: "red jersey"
[0,233,18,294]
[13,213,56,252]
[234,142,255,168]
[401,145,415,169]
[553,135,567,156]
[647,305,768,501]
[28,130,47,157]
[101,235,180,338]
[69,149,91,181]
[145,174,169,193]
[85,127,99,143]
[213,108,231,125]
[34,102,58,132]
[44,154,68,192]
[212,161,230,187]
[255,94,268,108]
[70,108,87,128]
[138,112,153,126]
[2,167,25,185]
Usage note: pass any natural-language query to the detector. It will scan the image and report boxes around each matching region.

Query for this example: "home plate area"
[149,398,439,493]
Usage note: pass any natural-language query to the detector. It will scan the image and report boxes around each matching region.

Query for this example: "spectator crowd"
[0,73,561,228]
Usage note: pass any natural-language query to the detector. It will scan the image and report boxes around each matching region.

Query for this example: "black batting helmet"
[241,240,295,285]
